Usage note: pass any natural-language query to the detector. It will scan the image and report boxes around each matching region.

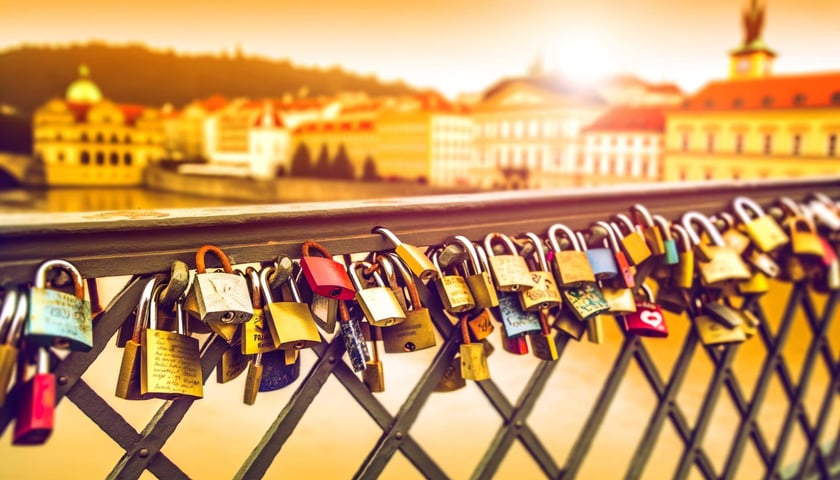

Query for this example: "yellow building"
[292,117,377,178]
[663,0,840,181]
[32,65,164,186]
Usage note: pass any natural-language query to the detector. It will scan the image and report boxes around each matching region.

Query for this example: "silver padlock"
[189,244,253,324]
[349,261,406,327]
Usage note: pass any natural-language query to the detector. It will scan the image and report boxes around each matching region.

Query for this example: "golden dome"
[65,64,103,104]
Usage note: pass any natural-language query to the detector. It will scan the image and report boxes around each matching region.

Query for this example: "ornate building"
[32,65,164,186]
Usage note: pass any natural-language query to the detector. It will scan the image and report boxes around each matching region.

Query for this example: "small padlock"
[744,248,781,278]
[547,223,597,286]
[463,307,495,341]
[495,291,542,337]
[338,301,370,373]
[372,226,438,282]
[379,253,437,353]
[693,298,747,346]
[630,204,666,256]
[459,315,490,381]
[738,270,770,295]
[260,263,322,351]
[115,277,160,400]
[516,232,563,311]
[483,232,535,292]
[241,268,279,355]
[596,221,636,289]
[296,266,338,334]
[577,228,618,280]
[788,216,825,258]
[715,212,752,255]
[140,288,204,400]
[553,309,586,341]
[702,294,744,329]
[656,284,689,313]
[0,287,27,406]
[217,340,249,384]
[671,224,696,289]
[349,261,406,327]
[561,282,610,322]
[188,245,253,325]
[600,284,637,314]
[362,326,385,393]
[434,355,466,392]
[243,353,263,405]
[13,346,55,445]
[653,215,679,265]
[449,235,499,309]
[612,213,653,265]
[681,211,751,286]
[371,252,408,312]
[732,196,789,253]
[25,259,93,351]
[529,309,559,361]
[431,249,476,313]
[259,348,301,391]
[622,285,668,337]
[586,314,605,344]
[299,241,356,300]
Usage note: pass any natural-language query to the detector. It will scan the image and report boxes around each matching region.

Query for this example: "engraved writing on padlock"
[380,253,437,353]
[517,232,562,311]
[431,248,476,312]
[449,235,499,309]
[26,259,93,352]
[483,232,535,292]
[466,308,496,341]
[259,348,301,391]
[496,292,542,337]
[241,268,279,355]
[190,245,253,324]
[548,223,597,286]
[349,261,406,327]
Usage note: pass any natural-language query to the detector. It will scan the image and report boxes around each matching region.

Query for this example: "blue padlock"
[653,214,679,265]
[577,230,618,281]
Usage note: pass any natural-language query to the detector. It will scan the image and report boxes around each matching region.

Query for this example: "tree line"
[285,143,379,181]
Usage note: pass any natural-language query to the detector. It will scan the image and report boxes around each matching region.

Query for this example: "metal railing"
[1,177,840,479]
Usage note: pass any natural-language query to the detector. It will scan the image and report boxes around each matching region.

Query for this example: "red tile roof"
[682,72,840,111]
[119,104,145,126]
[66,102,92,123]
[202,95,228,112]
[583,106,665,133]
[293,119,374,134]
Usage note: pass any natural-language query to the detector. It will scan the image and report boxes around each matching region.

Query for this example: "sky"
[1,0,839,98]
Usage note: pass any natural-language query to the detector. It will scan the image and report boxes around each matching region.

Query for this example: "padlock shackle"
[775,196,803,218]
[430,249,445,276]
[245,267,262,309]
[652,215,673,241]
[575,231,589,252]
[175,296,187,336]
[348,261,368,291]
[639,283,655,303]
[670,224,694,253]
[371,226,403,247]
[483,232,519,257]
[450,235,484,274]
[35,346,51,375]
[732,196,766,222]
[593,221,621,253]
[147,283,167,332]
[681,211,726,247]
[135,277,160,342]
[34,259,85,300]
[6,289,27,345]
[789,216,817,233]
[0,287,18,342]
[460,313,471,345]
[301,240,334,260]
[259,266,278,305]
[158,260,189,308]
[195,244,234,274]
[629,204,656,228]
[547,223,581,252]
[384,253,424,310]
[519,232,549,272]
[612,213,638,235]
[474,244,492,273]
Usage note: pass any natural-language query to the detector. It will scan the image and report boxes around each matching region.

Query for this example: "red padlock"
[299,241,355,301]
[500,327,529,355]
[13,346,55,445]
[622,285,668,338]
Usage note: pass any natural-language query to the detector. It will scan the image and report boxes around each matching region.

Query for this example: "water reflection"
[0,187,249,213]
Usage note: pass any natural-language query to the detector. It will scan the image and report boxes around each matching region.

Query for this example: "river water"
[1,187,837,478]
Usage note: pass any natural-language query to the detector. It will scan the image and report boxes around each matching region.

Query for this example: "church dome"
[65,64,103,104]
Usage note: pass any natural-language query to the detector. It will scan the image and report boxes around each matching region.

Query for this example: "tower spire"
[729,0,775,79]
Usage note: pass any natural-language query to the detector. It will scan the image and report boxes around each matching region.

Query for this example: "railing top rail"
[2,176,839,283]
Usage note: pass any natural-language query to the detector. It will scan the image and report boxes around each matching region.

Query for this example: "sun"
[549,28,616,84]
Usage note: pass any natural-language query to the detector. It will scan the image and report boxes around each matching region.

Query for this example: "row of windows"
[586,136,664,148]
[54,151,134,166]
[681,132,838,156]
[582,154,659,178]
[40,131,159,145]
[479,119,578,139]
[699,91,840,109]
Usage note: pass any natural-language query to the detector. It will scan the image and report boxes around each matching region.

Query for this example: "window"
[704,99,714,108]
[761,96,774,108]
[735,134,744,154]
[80,151,90,165]
[56,132,63,141]
[110,152,120,165]
[829,134,838,157]
[124,134,131,144]
[110,133,119,144]
[792,134,802,156]
[96,152,105,165]
[794,94,807,106]
[706,134,715,153]
[732,98,743,108]
[681,133,689,152]
[124,153,133,166]
[57,152,65,163]
[95,132,105,143]
[81,132,89,142]
[832,91,840,106]
[763,134,773,155]
[704,169,713,180]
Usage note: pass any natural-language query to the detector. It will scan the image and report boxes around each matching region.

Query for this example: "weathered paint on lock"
[562,283,610,321]
[27,286,93,352]
[496,292,541,337]
[258,348,301,392]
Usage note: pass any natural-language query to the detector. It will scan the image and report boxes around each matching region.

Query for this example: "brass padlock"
[694,314,746,345]
[630,204,666,256]
[738,270,769,295]
[448,235,499,309]
[0,287,27,406]
[115,277,159,400]
[25,259,93,351]
[600,284,637,314]
[259,348,301,391]
[715,212,752,255]
[612,213,653,265]
[260,263,322,351]
[547,223,597,286]
[529,309,559,361]
[483,232,535,292]
[656,284,689,314]
[516,232,562,311]
[380,253,437,353]
[587,314,606,344]
[362,326,385,393]
[553,309,586,341]
[349,261,406,327]
[671,224,696,289]
[434,355,466,392]
[465,308,496,342]
[371,252,408,312]
[681,211,751,286]
[243,353,263,405]
[241,268,279,355]
[372,226,438,282]
[788,216,825,258]
[217,340,249,384]
[189,245,253,324]
[732,196,789,253]
[562,282,610,322]
[459,315,490,381]
[431,248,476,313]
[140,286,204,400]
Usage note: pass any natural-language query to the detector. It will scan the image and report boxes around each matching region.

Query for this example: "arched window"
[794,93,807,106]
[96,152,105,165]
[124,134,132,144]
[110,133,119,144]
[95,132,105,143]
[80,151,91,165]
[80,132,89,142]
[110,152,120,165]
[832,92,840,106]
[732,98,743,108]
[761,96,774,108]
[123,153,133,166]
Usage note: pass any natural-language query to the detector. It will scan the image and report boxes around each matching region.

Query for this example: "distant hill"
[0,42,419,114]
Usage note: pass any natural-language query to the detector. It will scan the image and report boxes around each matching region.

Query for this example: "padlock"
[140,287,204,400]
[349,261,406,327]
[744,248,781,278]
[434,355,466,392]
[681,211,751,286]
[115,277,160,400]
[815,236,840,291]
[516,232,563,311]
[553,308,586,341]
[576,228,618,280]
[259,347,301,392]
[600,284,637,314]
[715,212,752,255]
[188,245,253,325]
[338,301,370,373]
[483,232,535,292]
[449,235,499,309]
[379,253,436,353]
[653,215,679,265]
[561,282,610,322]
[693,306,746,346]
[463,307,495,341]
[25,259,93,351]
[807,193,840,231]
[241,268,279,355]
[495,291,541,337]
[217,340,249,383]
[501,327,530,355]
[788,216,825,258]
[372,226,438,282]
[586,314,605,344]
[612,213,653,265]
[260,263,322,351]
[656,284,689,313]
[243,353,263,405]
[701,292,744,329]
[529,309,559,361]
[296,265,338,334]
[732,196,789,253]
[362,326,385,393]
[738,270,770,295]
[371,253,408,312]
[13,346,55,445]
[622,285,668,337]
[0,287,27,406]
[299,240,356,300]
[547,223,597,286]
[630,204,666,256]
[459,315,490,381]
[431,249,476,313]
[671,224,696,289]
[597,221,636,289]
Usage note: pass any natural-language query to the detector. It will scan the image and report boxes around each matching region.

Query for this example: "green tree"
[289,142,312,177]
[361,154,379,181]
[332,144,355,179]
[314,143,331,177]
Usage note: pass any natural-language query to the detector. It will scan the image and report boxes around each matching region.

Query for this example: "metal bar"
[3,179,839,284]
